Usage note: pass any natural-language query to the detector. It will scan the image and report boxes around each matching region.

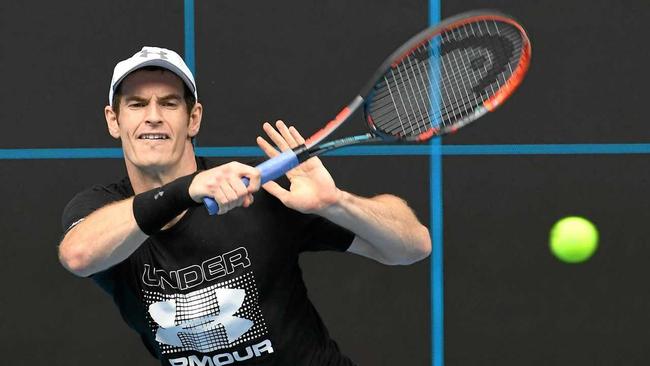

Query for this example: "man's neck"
[126,152,198,194]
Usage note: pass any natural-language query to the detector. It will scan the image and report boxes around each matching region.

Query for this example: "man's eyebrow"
[123,95,149,103]
[122,94,182,103]
[157,94,183,101]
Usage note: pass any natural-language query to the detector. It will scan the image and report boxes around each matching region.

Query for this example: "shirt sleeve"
[296,214,356,253]
[61,185,126,235]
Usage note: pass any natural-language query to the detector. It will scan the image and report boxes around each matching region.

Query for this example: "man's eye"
[163,101,179,108]
[129,103,145,108]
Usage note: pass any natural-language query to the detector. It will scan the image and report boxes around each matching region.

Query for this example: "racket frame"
[202,10,531,215]
[362,10,531,140]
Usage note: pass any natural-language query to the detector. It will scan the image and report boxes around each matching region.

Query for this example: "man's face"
[105,69,201,172]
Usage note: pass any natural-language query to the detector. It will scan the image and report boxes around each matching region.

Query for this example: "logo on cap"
[139,49,169,60]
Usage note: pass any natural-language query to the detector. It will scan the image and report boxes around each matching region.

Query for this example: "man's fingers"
[193,161,262,214]
[261,120,305,153]
[275,120,298,147]
[211,186,231,215]
[288,126,306,145]
[261,181,289,203]
[240,165,261,193]
[224,161,261,193]
[242,193,255,208]
[263,122,290,151]
[256,136,280,158]
[220,181,239,204]
[228,176,249,199]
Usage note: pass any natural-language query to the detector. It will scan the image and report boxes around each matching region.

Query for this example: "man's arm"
[320,192,431,265]
[258,120,431,265]
[59,198,147,277]
[59,163,261,277]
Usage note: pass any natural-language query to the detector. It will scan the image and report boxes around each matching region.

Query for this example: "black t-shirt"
[61,161,356,366]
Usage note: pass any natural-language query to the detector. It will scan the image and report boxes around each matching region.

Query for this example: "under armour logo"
[148,288,254,349]
[154,191,164,200]
[139,49,168,60]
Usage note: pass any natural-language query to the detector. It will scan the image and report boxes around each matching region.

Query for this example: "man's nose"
[144,103,163,124]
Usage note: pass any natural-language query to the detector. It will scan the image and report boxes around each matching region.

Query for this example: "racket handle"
[202,149,300,215]
[201,176,251,215]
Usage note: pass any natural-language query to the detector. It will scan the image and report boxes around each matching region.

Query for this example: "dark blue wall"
[1,0,648,365]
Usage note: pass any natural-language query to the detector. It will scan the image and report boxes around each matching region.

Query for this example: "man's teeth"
[140,134,169,140]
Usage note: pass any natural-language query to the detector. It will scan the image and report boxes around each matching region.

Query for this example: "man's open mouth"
[138,133,170,140]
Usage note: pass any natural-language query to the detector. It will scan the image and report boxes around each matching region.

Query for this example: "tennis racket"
[203,10,531,215]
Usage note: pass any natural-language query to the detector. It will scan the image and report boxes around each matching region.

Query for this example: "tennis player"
[59,46,431,366]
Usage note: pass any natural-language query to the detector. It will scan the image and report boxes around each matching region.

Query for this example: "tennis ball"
[549,216,598,263]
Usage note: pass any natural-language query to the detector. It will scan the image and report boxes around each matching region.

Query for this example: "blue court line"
[0,148,123,159]
[431,140,444,366]
[441,144,650,155]
[4,144,650,159]
[184,0,195,75]
[429,2,443,366]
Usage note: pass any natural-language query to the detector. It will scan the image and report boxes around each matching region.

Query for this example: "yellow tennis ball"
[549,216,599,263]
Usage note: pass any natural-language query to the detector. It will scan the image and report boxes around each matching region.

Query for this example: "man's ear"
[188,102,203,138]
[105,106,121,139]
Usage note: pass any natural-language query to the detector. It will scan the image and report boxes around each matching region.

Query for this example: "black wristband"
[133,171,201,235]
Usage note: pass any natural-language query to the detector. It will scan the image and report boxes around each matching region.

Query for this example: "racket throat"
[310,133,383,157]
[292,144,311,163]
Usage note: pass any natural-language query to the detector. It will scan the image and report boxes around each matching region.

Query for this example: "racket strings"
[372,54,488,136]
[370,57,467,134]
[367,19,525,138]
[371,54,481,135]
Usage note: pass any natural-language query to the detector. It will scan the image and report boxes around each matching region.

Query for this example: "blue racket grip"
[202,149,300,215]
[202,176,250,215]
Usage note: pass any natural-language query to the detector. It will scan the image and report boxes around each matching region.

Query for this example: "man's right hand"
[189,162,261,215]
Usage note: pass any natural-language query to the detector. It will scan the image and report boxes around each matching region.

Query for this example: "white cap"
[108,46,197,106]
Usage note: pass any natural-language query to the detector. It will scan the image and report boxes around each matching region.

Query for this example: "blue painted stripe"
[4,144,650,159]
[184,0,196,75]
[442,144,650,155]
[195,147,262,157]
[429,1,443,366]
[184,0,197,148]
[431,138,444,366]
[0,148,123,159]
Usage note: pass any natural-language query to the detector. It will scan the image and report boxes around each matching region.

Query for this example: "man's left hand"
[256,120,340,214]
